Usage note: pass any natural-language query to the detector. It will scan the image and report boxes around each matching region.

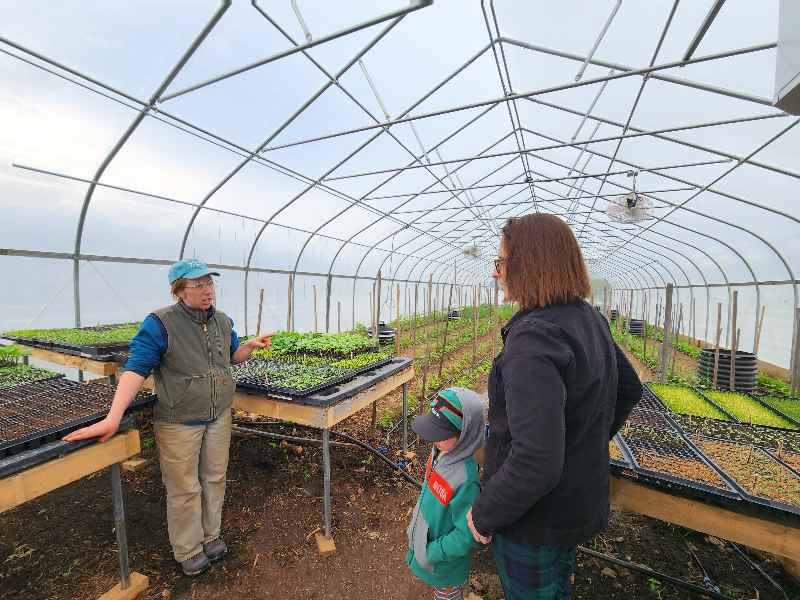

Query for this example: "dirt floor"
[2,337,800,599]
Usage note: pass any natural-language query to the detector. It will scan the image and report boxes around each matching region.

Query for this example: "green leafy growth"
[703,390,796,429]
[0,364,58,389]
[234,359,352,392]
[649,383,729,420]
[4,323,140,346]
[254,331,377,359]
[0,344,29,367]
[757,372,791,397]
[755,396,800,424]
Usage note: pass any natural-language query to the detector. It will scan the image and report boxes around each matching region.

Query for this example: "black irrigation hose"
[231,418,422,487]
[235,419,744,599]
[577,546,736,600]
[727,541,790,600]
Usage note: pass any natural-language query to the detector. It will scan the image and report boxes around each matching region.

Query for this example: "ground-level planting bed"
[0,364,59,389]
[760,396,800,421]
[675,415,800,453]
[704,390,797,429]
[692,437,800,507]
[649,384,728,420]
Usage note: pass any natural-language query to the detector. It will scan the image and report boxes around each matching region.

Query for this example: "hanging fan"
[606,171,655,223]
[462,243,481,258]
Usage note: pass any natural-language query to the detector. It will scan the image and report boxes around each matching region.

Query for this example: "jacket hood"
[436,387,485,467]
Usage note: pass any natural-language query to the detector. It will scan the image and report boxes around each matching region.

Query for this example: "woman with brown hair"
[465,214,641,599]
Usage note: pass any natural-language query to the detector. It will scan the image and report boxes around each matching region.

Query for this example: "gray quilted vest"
[151,302,234,423]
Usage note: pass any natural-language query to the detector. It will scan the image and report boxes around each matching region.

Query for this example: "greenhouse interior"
[2,1,800,599]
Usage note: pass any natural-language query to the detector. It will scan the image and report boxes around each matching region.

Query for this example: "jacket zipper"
[204,322,216,421]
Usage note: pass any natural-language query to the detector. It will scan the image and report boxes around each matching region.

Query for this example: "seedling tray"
[635,386,669,413]
[235,357,412,407]
[235,356,393,399]
[674,414,800,453]
[0,378,155,459]
[0,415,135,479]
[3,335,127,361]
[699,389,800,430]
[690,435,800,515]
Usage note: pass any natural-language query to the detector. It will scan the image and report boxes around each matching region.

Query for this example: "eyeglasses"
[184,280,215,290]
[493,257,507,272]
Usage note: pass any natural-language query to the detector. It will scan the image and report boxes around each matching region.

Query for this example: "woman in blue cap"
[65,259,272,576]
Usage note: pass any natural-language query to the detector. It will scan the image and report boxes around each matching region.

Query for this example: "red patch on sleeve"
[427,469,453,505]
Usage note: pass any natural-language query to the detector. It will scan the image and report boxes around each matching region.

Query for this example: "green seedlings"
[649,384,729,420]
[759,396,800,422]
[0,364,59,389]
[3,323,140,347]
[704,390,797,430]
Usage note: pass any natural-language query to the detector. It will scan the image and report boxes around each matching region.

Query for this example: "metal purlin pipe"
[71,0,232,327]
[577,0,680,241]
[518,126,766,348]
[342,144,524,326]
[482,0,539,211]
[594,120,800,354]
[418,153,730,340]
[158,0,434,102]
[574,0,623,82]
[243,42,497,331]
[249,3,498,332]
[258,43,777,154]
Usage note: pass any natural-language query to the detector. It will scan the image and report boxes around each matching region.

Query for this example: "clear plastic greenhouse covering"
[1,1,799,374]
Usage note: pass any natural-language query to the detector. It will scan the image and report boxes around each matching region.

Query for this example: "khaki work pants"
[154,409,232,562]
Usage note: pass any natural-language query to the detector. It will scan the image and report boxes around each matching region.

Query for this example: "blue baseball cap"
[168,259,220,284]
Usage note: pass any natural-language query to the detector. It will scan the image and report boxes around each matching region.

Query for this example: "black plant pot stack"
[610,309,619,321]
[697,348,758,393]
[627,319,645,336]
[367,321,396,343]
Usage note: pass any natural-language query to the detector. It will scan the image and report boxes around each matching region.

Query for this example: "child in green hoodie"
[407,388,485,600]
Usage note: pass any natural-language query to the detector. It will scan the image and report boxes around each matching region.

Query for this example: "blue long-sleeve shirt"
[123,313,240,378]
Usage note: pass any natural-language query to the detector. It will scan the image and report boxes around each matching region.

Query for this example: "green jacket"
[406,388,484,588]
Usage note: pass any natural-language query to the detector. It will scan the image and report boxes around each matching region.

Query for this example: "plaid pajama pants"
[492,534,577,600]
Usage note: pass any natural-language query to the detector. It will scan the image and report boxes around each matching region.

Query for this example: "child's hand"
[467,508,491,544]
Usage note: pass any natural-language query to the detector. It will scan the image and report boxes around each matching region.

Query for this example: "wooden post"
[395,285,401,355]
[427,275,433,324]
[754,305,766,355]
[729,291,738,392]
[671,304,683,379]
[691,297,697,345]
[438,284,455,378]
[712,302,723,388]
[337,301,341,333]
[256,288,265,337]
[643,293,649,359]
[287,274,294,331]
[412,284,419,344]
[658,284,674,383]
[472,286,478,367]
[492,285,499,358]
[792,308,800,397]
[603,286,608,318]
[376,270,382,328]
[313,285,318,332]
[731,327,741,392]
[324,274,333,333]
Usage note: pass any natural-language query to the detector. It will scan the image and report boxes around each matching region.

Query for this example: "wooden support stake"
[754,305,766,355]
[658,284,674,383]
[712,302,722,388]
[395,285,401,355]
[256,288,265,337]
[337,301,342,333]
[438,284,455,378]
[287,274,295,332]
[313,285,318,332]
[792,308,800,396]
[670,304,683,379]
[730,291,738,392]
[472,286,478,367]
[412,284,418,344]
[427,275,433,324]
